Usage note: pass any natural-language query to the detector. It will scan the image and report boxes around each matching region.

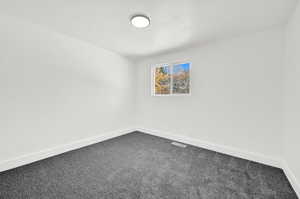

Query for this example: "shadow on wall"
[0,16,135,163]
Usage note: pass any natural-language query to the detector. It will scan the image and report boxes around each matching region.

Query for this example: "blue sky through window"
[161,65,170,74]
[173,63,190,73]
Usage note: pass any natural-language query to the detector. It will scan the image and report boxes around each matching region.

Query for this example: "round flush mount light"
[130,15,150,28]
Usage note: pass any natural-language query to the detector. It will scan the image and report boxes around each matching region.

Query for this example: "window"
[152,62,191,96]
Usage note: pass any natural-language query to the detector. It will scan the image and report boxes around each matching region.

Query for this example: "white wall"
[0,10,298,194]
[0,16,135,164]
[283,1,300,191]
[136,28,285,161]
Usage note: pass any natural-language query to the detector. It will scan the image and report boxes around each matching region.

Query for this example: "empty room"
[0,0,300,198]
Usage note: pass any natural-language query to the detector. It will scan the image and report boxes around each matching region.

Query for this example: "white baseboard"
[0,126,299,198]
[136,127,282,168]
[282,160,300,197]
[0,128,134,173]
[137,127,300,198]
[0,127,281,172]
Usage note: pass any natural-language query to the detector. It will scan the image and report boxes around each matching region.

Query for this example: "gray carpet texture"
[0,131,298,199]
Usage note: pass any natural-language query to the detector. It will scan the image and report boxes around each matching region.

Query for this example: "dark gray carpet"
[0,131,298,199]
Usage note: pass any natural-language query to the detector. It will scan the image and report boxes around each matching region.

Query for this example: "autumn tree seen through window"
[152,62,190,96]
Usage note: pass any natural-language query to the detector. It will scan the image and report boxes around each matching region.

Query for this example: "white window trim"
[151,61,191,97]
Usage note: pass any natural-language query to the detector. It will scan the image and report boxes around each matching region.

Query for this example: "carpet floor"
[0,131,298,199]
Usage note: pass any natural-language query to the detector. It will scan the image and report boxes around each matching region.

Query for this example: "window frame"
[151,61,191,97]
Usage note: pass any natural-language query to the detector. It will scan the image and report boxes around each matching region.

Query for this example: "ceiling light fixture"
[131,15,150,28]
